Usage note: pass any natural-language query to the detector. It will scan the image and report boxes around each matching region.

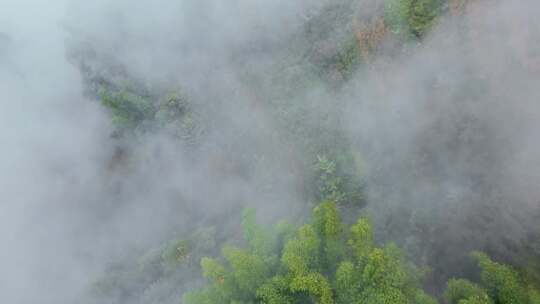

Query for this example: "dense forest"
[2,0,540,303]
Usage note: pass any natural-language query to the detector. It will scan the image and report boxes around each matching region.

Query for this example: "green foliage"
[281,223,333,304]
[473,251,529,304]
[530,288,540,304]
[99,86,202,141]
[443,252,540,304]
[313,201,342,240]
[445,279,491,304]
[314,155,345,204]
[301,0,361,81]
[458,295,492,304]
[358,245,413,304]
[313,201,345,272]
[155,91,202,142]
[415,290,439,304]
[407,0,443,38]
[349,217,374,261]
[100,89,154,130]
[256,275,295,304]
[335,261,359,303]
[90,227,218,304]
[282,224,321,276]
[384,0,443,39]
[161,239,193,271]
[184,201,433,304]
[200,257,226,283]
[223,246,270,295]
[290,272,334,304]
[92,207,538,304]
[314,154,365,208]
[242,208,277,257]
[385,0,412,36]
[334,37,362,80]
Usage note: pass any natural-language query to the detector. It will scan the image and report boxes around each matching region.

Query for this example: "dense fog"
[1,0,539,303]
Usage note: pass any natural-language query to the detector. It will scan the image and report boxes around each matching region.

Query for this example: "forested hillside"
[3,0,539,303]
[68,0,539,303]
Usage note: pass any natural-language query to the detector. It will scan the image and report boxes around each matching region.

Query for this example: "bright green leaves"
[200,257,226,283]
[358,246,410,304]
[185,204,539,304]
[256,276,295,304]
[314,201,345,272]
[193,257,238,302]
[415,290,439,304]
[530,288,540,304]
[361,287,408,304]
[184,211,281,304]
[184,258,234,304]
[242,208,277,257]
[186,201,435,304]
[361,246,406,289]
[335,261,360,303]
[223,246,271,295]
[445,279,491,304]
[458,295,492,304]
[290,272,333,304]
[443,252,540,304]
[185,257,262,303]
[313,201,342,240]
[473,251,529,304]
[282,221,333,304]
[349,217,373,261]
[282,224,321,276]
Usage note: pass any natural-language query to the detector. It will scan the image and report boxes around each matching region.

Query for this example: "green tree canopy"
[183,201,436,304]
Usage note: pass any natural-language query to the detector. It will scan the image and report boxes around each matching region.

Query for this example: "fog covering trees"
[2,0,540,303]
